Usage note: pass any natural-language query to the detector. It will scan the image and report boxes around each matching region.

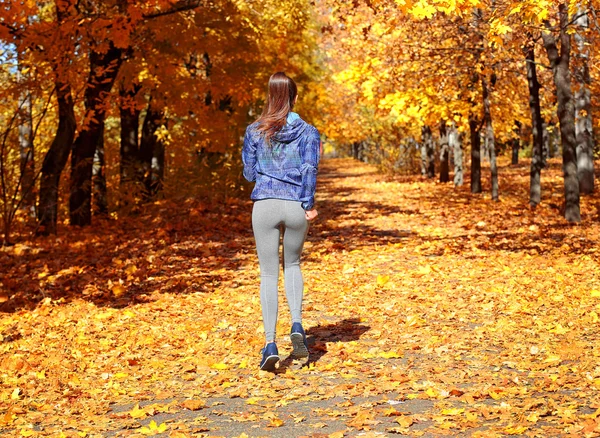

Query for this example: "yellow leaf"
[11,388,20,400]
[396,415,413,427]
[418,264,432,274]
[544,355,561,364]
[343,264,355,274]
[210,362,229,370]
[268,417,284,427]
[409,1,437,19]
[505,425,528,434]
[377,275,390,286]
[181,399,206,411]
[111,284,126,297]
[441,408,464,416]
[591,290,600,297]
[140,420,168,435]
[379,351,402,359]
[328,432,345,438]
[549,324,569,334]
[489,389,502,400]
[246,397,261,405]
[129,403,147,419]
[383,407,400,416]
[466,411,477,421]
[425,387,438,398]
[20,430,35,437]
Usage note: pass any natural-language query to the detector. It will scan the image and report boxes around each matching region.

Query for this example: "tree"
[573,4,595,194]
[449,123,463,187]
[542,3,581,223]
[439,122,450,183]
[17,61,35,214]
[70,44,123,226]
[524,34,545,207]
[421,126,435,178]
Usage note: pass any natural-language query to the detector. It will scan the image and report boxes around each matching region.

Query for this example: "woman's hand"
[305,209,318,221]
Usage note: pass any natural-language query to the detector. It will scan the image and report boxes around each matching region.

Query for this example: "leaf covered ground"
[2,158,600,437]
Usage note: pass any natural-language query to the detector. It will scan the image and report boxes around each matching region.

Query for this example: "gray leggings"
[252,199,309,343]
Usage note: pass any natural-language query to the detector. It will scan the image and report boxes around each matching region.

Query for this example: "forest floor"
[1,157,600,438]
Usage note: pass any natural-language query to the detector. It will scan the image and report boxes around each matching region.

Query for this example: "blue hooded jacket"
[242,113,320,210]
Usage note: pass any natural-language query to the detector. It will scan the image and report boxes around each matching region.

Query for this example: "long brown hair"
[256,72,298,142]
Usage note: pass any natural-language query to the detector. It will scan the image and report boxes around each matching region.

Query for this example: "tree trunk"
[420,133,427,176]
[525,37,545,207]
[421,126,434,178]
[549,123,560,158]
[92,122,108,215]
[140,101,166,199]
[37,81,76,235]
[542,122,550,165]
[543,4,580,222]
[152,123,166,195]
[574,6,595,194]
[427,131,435,178]
[18,96,35,211]
[70,45,122,226]
[449,123,463,187]
[482,77,498,201]
[469,7,484,194]
[352,142,360,160]
[511,138,519,165]
[120,84,141,187]
[469,113,482,193]
[511,121,521,165]
[17,68,35,213]
[439,122,450,183]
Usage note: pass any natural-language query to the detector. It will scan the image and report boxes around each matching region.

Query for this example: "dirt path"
[2,158,600,437]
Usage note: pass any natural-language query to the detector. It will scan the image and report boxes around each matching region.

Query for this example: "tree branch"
[143,0,202,20]
[0,22,23,38]
[525,59,551,70]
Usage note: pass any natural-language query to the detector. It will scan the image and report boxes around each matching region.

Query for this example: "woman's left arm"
[299,128,321,211]
[242,126,257,182]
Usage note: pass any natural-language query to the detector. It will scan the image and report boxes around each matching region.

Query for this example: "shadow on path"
[277,318,370,372]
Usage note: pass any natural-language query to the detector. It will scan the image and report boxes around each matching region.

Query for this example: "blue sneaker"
[260,342,280,371]
[290,323,309,359]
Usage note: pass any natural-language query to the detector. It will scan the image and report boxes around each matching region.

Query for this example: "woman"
[242,72,321,371]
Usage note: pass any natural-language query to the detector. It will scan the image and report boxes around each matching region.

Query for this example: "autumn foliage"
[2,0,600,436]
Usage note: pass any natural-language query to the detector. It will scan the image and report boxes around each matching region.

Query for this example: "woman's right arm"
[242,126,257,182]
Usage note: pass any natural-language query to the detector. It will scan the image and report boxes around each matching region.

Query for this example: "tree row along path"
[2,158,600,437]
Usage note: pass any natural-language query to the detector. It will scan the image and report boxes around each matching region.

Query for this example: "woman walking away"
[242,72,321,371]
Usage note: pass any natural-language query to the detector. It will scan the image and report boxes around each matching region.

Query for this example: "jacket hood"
[272,117,309,144]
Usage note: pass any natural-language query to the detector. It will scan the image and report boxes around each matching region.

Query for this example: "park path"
[2,158,600,437]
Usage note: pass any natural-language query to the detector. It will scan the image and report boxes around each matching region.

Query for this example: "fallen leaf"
[181,399,206,411]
